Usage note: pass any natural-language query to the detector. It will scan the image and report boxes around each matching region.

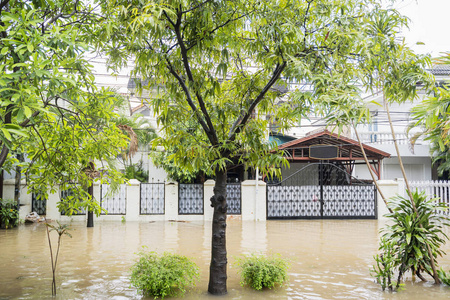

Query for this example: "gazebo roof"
[278,130,390,161]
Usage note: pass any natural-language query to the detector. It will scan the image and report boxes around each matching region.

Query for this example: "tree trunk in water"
[208,169,227,295]
[87,182,94,228]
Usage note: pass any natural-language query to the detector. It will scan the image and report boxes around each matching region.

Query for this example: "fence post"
[203,180,215,221]
[126,179,140,221]
[241,180,266,221]
[46,185,61,221]
[376,179,402,221]
[165,181,179,221]
[18,181,32,220]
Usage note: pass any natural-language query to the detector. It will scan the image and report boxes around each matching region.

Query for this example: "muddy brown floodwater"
[0,220,449,299]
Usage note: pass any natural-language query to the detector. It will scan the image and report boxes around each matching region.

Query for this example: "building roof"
[278,130,390,161]
[428,65,450,76]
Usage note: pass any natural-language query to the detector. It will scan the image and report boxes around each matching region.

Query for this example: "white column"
[165,181,179,221]
[19,182,32,220]
[376,179,401,221]
[203,180,215,221]
[46,186,61,221]
[126,179,140,221]
[241,180,266,221]
[2,179,14,200]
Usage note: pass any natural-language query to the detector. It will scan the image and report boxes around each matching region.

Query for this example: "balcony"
[353,131,430,157]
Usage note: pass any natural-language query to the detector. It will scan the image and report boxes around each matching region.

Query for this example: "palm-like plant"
[113,113,156,169]
[373,190,450,290]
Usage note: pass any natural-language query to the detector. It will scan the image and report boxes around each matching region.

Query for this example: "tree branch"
[164,57,214,143]
[0,0,9,11]
[182,0,213,14]
[228,61,287,141]
[186,10,250,52]
[171,9,218,145]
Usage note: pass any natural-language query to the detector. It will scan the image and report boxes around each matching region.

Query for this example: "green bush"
[130,251,199,299]
[124,161,149,182]
[372,190,450,290]
[0,198,19,229]
[235,253,289,290]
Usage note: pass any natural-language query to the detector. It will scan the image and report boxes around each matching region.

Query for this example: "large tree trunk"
[208,169,228,295]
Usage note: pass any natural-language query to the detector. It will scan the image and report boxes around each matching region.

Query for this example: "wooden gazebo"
[278,130,390,180]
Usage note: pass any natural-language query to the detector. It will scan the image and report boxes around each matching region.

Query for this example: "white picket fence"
[409,180,450,215]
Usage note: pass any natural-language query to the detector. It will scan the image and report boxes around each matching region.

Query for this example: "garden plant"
[130,250,199,299]
[372,190,450,291]
[235,253,289,290]
[0,198,19,229]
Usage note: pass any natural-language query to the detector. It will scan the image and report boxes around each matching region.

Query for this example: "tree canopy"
[95,0,434,294]
[0,0,129,215]
[411,53,450,177]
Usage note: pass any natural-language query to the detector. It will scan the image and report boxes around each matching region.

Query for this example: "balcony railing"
[353,131,426,145]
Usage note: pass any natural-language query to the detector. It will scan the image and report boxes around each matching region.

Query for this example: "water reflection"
[0,220,449,299]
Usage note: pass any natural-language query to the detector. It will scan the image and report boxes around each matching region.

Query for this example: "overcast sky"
[393,0,450,56]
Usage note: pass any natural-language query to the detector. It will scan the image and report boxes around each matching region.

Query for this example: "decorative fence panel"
[140,183,165,215]
[101,184,127,215]
[410,180,450,215]
[226,183,241,214]
[267,186,321,218]
[322,185,377,217]
[179,184,203,214]
[32,193,47,215]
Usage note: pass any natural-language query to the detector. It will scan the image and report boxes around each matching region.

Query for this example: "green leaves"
[235,253,290,290]
[373,190,450,291]
[130,250,200,298]
[0,1,130,216]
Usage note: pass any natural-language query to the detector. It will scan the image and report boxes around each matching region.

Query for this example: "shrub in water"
[130,251,199,299]
[372,190,450,290]
[235,253,289,290]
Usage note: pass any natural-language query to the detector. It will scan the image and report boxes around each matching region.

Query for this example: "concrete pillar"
[396,178,406,197]
[203,180,215,221]
[46,185,61,221]
[19,183,32,220]
[376,179,403,221]
[93,182,101,207]
[126,179,140,221]
[2,179,14,200]
[165,181,178,221]
[241,180,266,221]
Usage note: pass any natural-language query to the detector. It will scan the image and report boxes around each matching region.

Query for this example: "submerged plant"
[371,238,397,291]
[372,190,450,290]
[235,253,289,291]
[45,220,72,296]
[130,250,199,299]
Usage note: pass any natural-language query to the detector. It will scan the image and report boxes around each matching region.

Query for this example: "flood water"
[1,220,449,299]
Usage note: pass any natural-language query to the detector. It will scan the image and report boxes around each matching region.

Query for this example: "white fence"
[410,180,450,215]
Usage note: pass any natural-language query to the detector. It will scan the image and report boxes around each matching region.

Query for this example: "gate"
[267,162,377,219]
